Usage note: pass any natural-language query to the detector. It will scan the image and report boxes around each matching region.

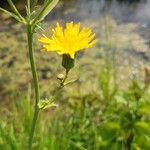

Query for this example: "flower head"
[39,22,97,59]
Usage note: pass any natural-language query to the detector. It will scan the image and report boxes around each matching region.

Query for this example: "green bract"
[38,99,58,110]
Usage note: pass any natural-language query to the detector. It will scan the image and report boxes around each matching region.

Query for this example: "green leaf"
[99,121,120,141]
[134,121,150,135]
[115,95,127,105]
[7,0,25,23]
[111,143,122,150]
[33,0,59,24]
[131,143,142,150]
[64,78,78,86]
[134,135,150,149]
[139,104,150,116]
[38,98,58,110]
[0,7,23,23]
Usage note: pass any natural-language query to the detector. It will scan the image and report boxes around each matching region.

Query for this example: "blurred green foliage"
[0,65,150,149]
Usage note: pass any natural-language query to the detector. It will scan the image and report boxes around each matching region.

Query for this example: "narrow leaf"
[7,0,25,22]
[38,98,58,110]
[0,7,22,22]
[33,0,59,24]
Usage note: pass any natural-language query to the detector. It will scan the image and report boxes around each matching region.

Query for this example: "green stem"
[27,0,31,15]
[61,69,69,87]
[28,107,39,150]
[27,24,40,150]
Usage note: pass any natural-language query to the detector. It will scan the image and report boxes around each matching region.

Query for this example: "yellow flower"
[39,22,97,59]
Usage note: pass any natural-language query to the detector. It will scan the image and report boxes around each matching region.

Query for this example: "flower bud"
[62,54,74,71]
[57,74,64,80]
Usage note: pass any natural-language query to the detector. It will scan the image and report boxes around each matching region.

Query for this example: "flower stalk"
[27,24,40,150]
[61,69,70,87]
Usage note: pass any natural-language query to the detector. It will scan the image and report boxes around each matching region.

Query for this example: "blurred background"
[0,0,150,101]
[0,0,150,149]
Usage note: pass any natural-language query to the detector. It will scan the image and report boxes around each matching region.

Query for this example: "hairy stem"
[27,24,40,150]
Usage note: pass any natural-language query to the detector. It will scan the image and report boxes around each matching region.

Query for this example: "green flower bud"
[62,54,74,71]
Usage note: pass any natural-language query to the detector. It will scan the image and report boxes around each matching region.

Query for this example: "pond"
[48,0,149,23]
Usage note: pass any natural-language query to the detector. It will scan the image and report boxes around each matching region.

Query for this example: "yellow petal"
[89,39,97,47]
[38,34,53,44]
[43,44,62,51]
[69,52,75,59]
